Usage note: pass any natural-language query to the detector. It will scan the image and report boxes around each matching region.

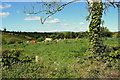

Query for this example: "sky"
[0,1,118,32]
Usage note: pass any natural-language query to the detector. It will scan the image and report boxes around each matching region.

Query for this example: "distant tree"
[100,26,112,37]
[65,32,72,38]
[78,32,84,38]
[37,37,45,42]
[3,28,6,32]
[50,34,56,40]
[59,33,65,39]
[71,32,77,38]
[84,31,89,38]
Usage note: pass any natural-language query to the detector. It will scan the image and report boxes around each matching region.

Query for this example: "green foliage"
[2,49,33,69]
[100,27,112,37]
[50,34,57,40]
[112,33,120,38]
[2,38,119,78]
[37,37,45,42]
[103,44,120,62]
[88,2,106,60]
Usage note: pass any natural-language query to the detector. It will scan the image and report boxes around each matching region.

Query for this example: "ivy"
[87,2,106,60]
[2,49,34,69]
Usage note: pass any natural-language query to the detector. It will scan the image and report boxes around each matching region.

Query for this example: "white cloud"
[48,16,52,19]
[45,18,60,23]
[0,6,3,9]
[0,4,11,9]
[26,13,30,16]
[5,4,11,8]
[79,22,84,24]
[72,22,84,25]
[61,22,85,26]
[24,16,40,21]
[0,12,10,18]
[61,23,70,26]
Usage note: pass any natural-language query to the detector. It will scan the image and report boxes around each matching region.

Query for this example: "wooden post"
[36,56,38,63]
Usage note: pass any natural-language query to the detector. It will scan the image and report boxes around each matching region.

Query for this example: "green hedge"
[2,49,34,69]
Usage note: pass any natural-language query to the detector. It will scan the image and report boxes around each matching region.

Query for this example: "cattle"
[16,41,23,44]
[59,38,62,41]
[26,41,36,43]
[30,41,36,43]
[76,37,78,40]
[55,39,59,42]
[44,38,53,42]
[26,41,30,43]
[64,38,66,40]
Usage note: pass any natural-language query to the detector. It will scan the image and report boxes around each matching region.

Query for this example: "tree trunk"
[88,2,105,60]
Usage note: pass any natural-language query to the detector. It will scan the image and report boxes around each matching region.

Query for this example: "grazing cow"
[16,41,23,44]
[55,39,59,42]
[26,41,30,43]
[30,41,36,43]
[26,41,36,43]
[76,37,78,40]
[59,38,62,41]
[44,38,52,42]
[64,38,66,40]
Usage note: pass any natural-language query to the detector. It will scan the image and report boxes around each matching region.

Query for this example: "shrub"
[2,49,33,69]
[101,44,120,63]
[100,27,113,37]
[37,37,45,42]
[112,33,120,38]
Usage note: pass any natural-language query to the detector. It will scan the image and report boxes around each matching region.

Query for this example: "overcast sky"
[0,1,118,32]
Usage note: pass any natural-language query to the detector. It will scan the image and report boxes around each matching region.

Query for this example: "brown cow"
[30,41,36,43]
[76,37,78,40]
[16,41,23,44]
[59,38,62,41]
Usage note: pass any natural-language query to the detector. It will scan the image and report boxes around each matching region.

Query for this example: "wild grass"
[2,38,120,78]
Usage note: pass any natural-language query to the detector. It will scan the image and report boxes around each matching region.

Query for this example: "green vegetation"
[88,2,106,60]
[2,49,34,69]
[37,37,45,42]
[1,32,119,78]
[2,34,30,45]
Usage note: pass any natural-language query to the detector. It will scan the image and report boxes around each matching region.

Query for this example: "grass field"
[2,35,120,78]
[2,34,30,42]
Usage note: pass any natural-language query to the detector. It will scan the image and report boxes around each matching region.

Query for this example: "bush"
[37,37,45,42]
[112,33,120,38]
[7,38,19,44]
[101,44,120,63]
[100,27,113,37]
[2,49,33,69]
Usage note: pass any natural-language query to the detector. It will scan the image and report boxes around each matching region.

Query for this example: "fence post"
[36,56,38,63]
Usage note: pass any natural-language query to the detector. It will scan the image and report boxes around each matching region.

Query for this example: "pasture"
[2,37,120,78]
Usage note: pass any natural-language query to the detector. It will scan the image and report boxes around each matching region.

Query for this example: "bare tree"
[24,0,119,24]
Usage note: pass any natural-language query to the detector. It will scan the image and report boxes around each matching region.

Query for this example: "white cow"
[26,41,30,43]
[55,39,59,42]
[44,38,53,42]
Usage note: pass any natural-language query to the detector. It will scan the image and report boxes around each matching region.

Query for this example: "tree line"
[2,27,116,41]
